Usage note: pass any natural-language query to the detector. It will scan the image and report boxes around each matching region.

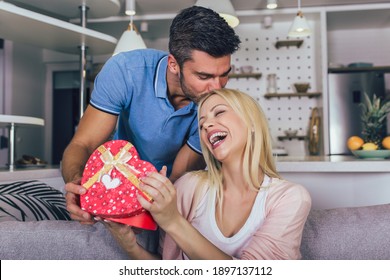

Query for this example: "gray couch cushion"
[301,203,390,260]
[0,220,157,260]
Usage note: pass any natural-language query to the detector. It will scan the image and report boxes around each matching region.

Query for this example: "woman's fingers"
[141,169,174,200]
[159,165,167,177]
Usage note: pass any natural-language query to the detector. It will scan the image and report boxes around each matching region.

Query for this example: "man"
[62,6,241,245]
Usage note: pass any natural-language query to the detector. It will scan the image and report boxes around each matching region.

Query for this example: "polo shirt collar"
[154,55,197,112]
[155,55,169,99]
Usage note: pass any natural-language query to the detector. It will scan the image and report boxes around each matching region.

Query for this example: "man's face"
[179,50,232,103]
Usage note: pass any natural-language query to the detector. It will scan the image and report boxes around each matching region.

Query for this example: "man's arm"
[169,144,205,183]
[62,105,118,222]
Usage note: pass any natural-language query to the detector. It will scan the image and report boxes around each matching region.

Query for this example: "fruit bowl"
[351,149,390,159]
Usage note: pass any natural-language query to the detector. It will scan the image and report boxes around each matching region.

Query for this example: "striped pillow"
[0,180,70,222]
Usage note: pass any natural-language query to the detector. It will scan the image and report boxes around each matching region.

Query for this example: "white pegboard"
[227,21,322,156]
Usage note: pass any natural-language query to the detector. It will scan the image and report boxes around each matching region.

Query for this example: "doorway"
[49,69,90,165]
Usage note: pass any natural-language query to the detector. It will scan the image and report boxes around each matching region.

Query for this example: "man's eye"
[198,74,212,80]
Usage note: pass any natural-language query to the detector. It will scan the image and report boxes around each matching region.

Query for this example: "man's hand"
[65,179,95,225]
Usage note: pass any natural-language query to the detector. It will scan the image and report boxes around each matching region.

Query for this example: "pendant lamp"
[288,0,311,37]
[194,0,239,28]
[113,0,146,56]
[267,0,278,10]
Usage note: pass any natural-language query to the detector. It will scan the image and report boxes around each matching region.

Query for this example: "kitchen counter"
[274,156,390,209]
[275,155,390,172]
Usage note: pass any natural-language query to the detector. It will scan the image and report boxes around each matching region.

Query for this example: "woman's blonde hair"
[197,88,280,201]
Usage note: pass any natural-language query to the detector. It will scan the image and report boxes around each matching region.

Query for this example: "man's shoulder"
[117,48,168,66]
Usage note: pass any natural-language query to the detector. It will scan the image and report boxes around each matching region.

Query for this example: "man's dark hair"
[169,6,241,67]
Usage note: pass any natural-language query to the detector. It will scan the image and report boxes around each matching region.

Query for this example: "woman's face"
[199,94,247,163]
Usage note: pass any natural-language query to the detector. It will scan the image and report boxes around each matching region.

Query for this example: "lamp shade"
[288,11,311,37]
[113,23,146,56]
[267,0,278,10]
[195,0,239,28]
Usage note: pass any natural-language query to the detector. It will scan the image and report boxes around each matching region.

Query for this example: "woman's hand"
[138,166,180,230]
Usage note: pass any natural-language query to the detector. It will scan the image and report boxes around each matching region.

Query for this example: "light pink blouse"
[161,172,312,260]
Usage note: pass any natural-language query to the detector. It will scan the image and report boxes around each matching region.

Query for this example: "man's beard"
[179,71,202,104]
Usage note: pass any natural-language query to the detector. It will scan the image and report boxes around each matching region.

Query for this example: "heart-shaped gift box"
[80,140,157,230]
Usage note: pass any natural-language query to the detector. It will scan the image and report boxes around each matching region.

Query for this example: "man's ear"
[167,54,180,75]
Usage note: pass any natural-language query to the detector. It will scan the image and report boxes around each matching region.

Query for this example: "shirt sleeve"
[238,179,312,260]
[90,54,133,115]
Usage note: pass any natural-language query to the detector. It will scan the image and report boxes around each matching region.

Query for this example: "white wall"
[327,28,390,67]
[0,41,46,168]
[228,20,322,156]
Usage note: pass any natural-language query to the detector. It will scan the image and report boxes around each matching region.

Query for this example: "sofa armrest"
[301,203,390,260]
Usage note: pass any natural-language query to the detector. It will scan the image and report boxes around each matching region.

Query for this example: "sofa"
[0,180,389,260]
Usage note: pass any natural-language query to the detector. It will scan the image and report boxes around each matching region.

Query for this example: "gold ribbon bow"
[83,142,151,200]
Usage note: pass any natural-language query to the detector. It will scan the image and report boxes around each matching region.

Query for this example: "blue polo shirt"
[90,49,201,176]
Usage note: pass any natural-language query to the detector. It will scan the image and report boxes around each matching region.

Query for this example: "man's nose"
[207,78,223,91]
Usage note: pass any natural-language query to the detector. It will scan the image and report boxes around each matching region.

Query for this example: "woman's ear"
[167,54,180,75]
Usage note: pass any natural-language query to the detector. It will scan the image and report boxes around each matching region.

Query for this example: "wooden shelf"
[229,73,262,79]
[278,135,308,141]
[0,2,117,55]
[275,40,303,49]
[264,92,322,99]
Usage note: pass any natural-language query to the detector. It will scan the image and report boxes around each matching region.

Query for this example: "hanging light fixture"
[113,0,146,56]
[288,0,311,37]
[267,0,278,10]
[125,0,136,16]
[194,0,239,28]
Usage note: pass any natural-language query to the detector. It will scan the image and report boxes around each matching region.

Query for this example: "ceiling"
[131,0,390,15]
[6,0,390,41]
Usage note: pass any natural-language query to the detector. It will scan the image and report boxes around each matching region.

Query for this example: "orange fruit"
[347,136,364,150]
[382,136,390,150]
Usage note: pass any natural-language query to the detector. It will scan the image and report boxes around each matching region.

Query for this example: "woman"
[104,88,312,260]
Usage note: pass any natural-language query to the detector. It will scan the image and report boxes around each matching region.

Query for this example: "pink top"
[161,172,312,260]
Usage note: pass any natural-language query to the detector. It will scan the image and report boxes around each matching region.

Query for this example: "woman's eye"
[215,110,225,116]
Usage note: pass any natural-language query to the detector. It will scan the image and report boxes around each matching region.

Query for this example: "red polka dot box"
[80,140,157,230]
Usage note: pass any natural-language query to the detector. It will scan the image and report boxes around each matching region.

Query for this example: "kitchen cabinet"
[277,155,390,209]
[328,66,390,74]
